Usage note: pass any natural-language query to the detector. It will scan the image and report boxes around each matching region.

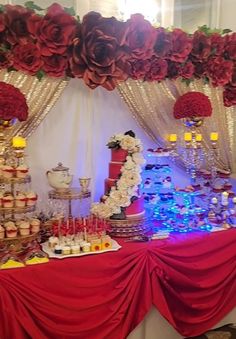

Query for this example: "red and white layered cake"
[104,148,145,218]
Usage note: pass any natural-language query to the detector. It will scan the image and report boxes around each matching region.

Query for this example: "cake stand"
[48,188,91,218]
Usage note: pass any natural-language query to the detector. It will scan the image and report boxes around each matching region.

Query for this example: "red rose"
[167,61,181,79]
[27,3,78,56]
[223,86,236,107]
[207,56,233,86]
[191,31,211,61]
[0,51,13,69]
[224,33,236,60]
[173,92,212,119]
[12,42,43,75]
[145,57,167,81]
[4,5,33,45]
[124,14,156,59]
[169,29,192,63]
[70,12,128,90]
[129,58,151,80]
[180,61,195,79]
[42,55,68,78]
[0,81,28,121]
[154,27,172,58]
[193,61,207,78]
[210,33,224,56]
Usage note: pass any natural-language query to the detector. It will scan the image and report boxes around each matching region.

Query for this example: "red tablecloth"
[0,229,236,339]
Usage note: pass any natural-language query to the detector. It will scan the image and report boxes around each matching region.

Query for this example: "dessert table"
[0,229,236,339]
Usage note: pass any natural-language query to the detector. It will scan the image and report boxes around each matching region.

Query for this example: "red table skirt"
[0,229,236,339]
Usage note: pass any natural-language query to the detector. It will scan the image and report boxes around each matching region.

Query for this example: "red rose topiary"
[0,81,28,121]
[173,92,212,119]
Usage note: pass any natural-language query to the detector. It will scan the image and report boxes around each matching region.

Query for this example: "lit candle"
[210,132,218,141]
[169,134,177,142]
[184,133,192,142]
[12,136,26,148]
[233,197,236,204]
[221,191,229,206]
[196,134,202,142]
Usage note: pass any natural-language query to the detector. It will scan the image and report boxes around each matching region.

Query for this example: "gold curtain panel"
[117,79,236,173]
[0,69,68,142]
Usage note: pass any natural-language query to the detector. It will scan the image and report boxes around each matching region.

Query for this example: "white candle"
[221,191,229,206]
[211,197,218,205]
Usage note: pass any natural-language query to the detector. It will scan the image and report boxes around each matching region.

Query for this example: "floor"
[187,324,236,339]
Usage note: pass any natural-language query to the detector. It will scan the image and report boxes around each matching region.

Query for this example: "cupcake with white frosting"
[2,193,14,208]
[26,191,37,206]
[19,221,30,236]
[0,225,5,239]
[15,192,27,208]
[2,165,15,178]
[30,218,40,233]
[16,164,29,179]
[5,222,17,238]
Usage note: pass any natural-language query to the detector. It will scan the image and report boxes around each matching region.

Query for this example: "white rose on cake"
[132,152,146,165]
[120,135,136,152]
[91,203,113,218]
[110,190,131,207]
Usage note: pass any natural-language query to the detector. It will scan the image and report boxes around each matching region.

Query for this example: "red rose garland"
[0,82,28,122]
[173,92,212,119]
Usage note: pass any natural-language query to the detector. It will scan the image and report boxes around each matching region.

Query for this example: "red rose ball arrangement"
[0,82,28,123]
[173,92,213,120]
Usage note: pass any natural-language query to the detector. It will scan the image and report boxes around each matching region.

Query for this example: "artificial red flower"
[193,61,207,78]
[180,61,195,79]
[224,32,236,60]
[191,31,211,61]
[12,42,42,75]
[154,27,172,58]
[167,61,181,79]
[0,51,13,69]
[169,29,192,63]
[207,56,234,86]
[70,12,128,90]
[4,5,33,45]
[223,86,236,107]
[210,33,224,56]
[173,92,212,119]
[42,54,68,77]
[129,58,151,80]
[145,57,168,81]
[124,14,156,59]
[0,81,28,121]
[27,3,78,56]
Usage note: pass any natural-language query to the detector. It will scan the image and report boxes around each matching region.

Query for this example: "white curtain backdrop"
[26,78,189,206]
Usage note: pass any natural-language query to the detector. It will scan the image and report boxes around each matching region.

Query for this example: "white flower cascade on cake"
[91,134,145,219]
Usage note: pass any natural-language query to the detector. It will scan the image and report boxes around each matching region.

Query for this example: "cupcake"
[71,245,80,254]
[26,191,37,206]
[19,221,30,236]
[48,236,59,249]
[5,222,17,238]
[16,165,29,179]
[54,245,62,255]
[62,245,71,255]
[0,225,5,239]
[2,165,15,178]
[30,218,40,233]
[212,185,223,193]
[2,194,14,208]
[0,191,4,207]
[15,192,27,208]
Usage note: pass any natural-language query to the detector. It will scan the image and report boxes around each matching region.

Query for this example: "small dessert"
[15,192,26,208]
[224,182,232,190]
[62,245,71,255]
[0,225,5,239]
[82,242,91,252]
[54,245,62,255]
[16,164,29,179]
[30,219,40,233]
[15,219,24,227]
[212,185,223,193]
[2,193,14,208]
[19,221,30,236]
[26,191,37,206]
[71,245,80,254]
[101,236,112,250]
[5,222,17,238]
[48,236,59,249]
[91,239,102,252]
[2,165,15,178]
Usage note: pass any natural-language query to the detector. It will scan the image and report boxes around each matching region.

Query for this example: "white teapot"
[46,163,73,190]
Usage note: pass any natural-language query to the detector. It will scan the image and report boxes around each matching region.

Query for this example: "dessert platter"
[42,216,121,259]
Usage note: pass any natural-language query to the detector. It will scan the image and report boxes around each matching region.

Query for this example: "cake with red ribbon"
[91,131,146,220]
